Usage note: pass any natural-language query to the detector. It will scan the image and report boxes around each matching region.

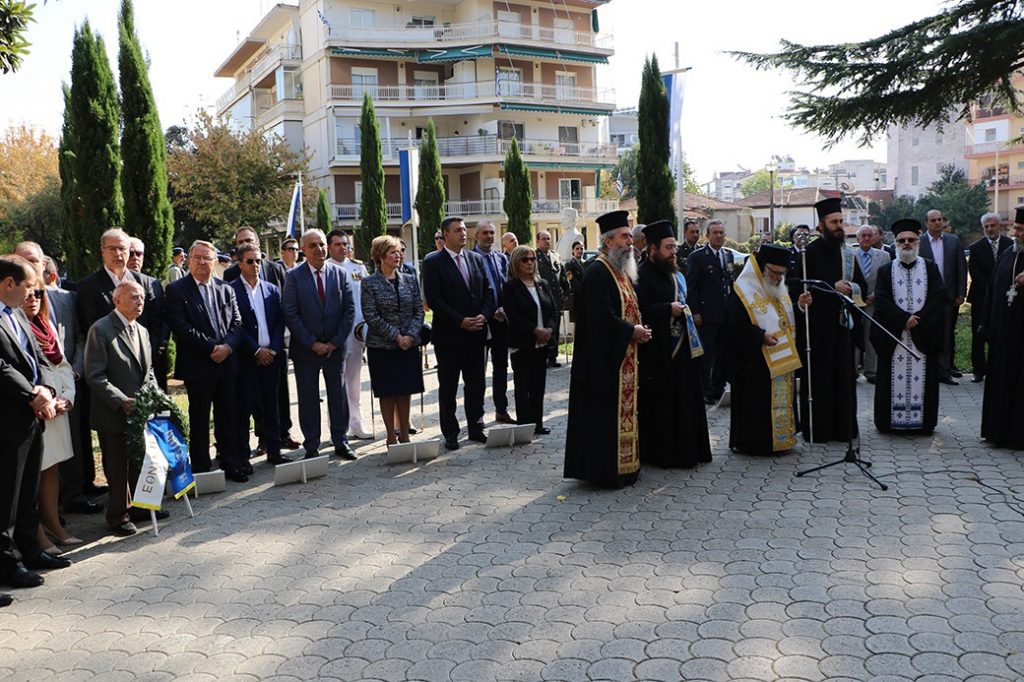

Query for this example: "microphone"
[798,279,832,288]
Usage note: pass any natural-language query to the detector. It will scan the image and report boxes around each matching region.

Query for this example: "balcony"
[334,202,404,222]
[331,197,618,224]
[533,197,619,215]
[965,141,1024,156]
[332,134,617,163]
[326,81,615,110]
[326,19,613,53]
[255,97,304,125]
[216,72,252,112]
[969,176,1024,191]
[250,43,302,86]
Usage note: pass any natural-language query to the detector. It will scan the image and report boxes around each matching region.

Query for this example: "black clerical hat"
[642,220,674,243]
[756,244,791,268]
[596,210,630,234]
[814,197,842,221]
[890,218,922,236]
[1015,207,1024,225]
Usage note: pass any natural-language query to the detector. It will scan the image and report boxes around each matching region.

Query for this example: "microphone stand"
[795,281,920,491]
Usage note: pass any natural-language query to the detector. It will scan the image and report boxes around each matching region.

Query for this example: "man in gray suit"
[84,281,155,536]
[854,226,892,384]
[918,209,968,384]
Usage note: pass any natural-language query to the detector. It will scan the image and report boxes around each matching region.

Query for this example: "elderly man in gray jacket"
[85,281,155,536]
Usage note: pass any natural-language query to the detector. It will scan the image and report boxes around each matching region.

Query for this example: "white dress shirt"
[242,278,271,349]
[114,309,142,359]
[928,233,945,279]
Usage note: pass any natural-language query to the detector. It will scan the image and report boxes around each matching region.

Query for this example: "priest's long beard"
[652,255,678,276]
[1014,236,1024,253]
[608,245,638,282]
[821,227,845,246]
[765,278,787,301]
[899,244,920,265]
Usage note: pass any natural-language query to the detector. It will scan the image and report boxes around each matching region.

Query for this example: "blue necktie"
[483,252,501,306]
[3,306,39,384]
[861,251,871,281]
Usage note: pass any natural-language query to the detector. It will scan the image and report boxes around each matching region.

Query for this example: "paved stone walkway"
[3,358,1024,681]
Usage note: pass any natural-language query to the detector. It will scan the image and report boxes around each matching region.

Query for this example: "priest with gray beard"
[564,210,651,488]
[981,207,1024,448]
[870,218,945,434]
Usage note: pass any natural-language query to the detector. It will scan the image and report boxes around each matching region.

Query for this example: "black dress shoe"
[224,467,249,483]
[267,453,292,465]
[82,483,108,496]
[303,450,320,460]
[334,444,358,460]
[129,508,169,522]
[495,411,516,424]
[110,521,138,536]
[65,499,103,514]
[865,376,876,385]
[939,376,959,386]
[445,438,461,451]
[0,593,12,607]
[467,431,487,444]
[281,436,302,449]
[0,565,44,588]
[241,462,254,476]
[408,427,419,435]
[951,369,963,378]
[547,360,562,368]
[972,374,985,383]
[22,552,71,571]
[534,427,551,435]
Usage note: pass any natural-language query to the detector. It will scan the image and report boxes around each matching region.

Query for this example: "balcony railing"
[216,72,252,111]
[334,203,404,222]
[327,19,612,51]
[532,198,619,214]
[445,199,503,216]
[966,141,1024,155]
[331,197,616,222]
[250,43,302,85]
[969,176,1024,189]
[327,80,615,107]
[333,134,616,161]
[256,97,304,124]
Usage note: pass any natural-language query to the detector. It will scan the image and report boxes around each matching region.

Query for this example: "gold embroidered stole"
[597,254,641,475]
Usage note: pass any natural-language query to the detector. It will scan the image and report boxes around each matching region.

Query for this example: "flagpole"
[298,170,305,233]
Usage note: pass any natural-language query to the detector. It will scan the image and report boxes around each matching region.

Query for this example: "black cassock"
[635,260,711,468]
[564,260,640,487]
[788,237,868,443]
[981,248,1024,448]
[724,294,797,455]
[870,259,945,434]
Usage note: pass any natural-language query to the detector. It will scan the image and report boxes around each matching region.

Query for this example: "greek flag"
[317,9,331,27]
[285,180,302,237]
[616,174,624,195]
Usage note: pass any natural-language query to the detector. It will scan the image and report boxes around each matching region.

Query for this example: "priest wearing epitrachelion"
[981,207,1024,449]
[870,219,946,435]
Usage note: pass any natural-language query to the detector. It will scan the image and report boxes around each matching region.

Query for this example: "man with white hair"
[967,212,1012,382]
[980,207,1024,448]
[871,219,945,434]
[500,232,518,257]
[564,210,651,488]
[855,225,890,384]
[630,224,647,264]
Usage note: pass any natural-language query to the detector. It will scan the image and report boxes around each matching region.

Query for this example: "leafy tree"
[732,0,1024,145]
[58,84,75,264]
[166,110,309,245]
[164,124,204,249]
[65,20,123,279]
[928,164,968,194]
[316,187,332,232]
[358,93,386,238]
[870,194,920,231]
[118,0,173,280]
[636,54,676,227]
[0,123,58,215]
[0,0,39,74]
[1,176,61,257]
[414,118,444,260]
[919,174,989,239]
[740,169,773,198]
[502,137,532,245]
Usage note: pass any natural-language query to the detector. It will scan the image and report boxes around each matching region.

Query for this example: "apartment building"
[214,0,618,246]
[965,76,1024,220]
[886,113,967,199]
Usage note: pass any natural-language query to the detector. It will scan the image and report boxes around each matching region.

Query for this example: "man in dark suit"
[967,212,1013,382]
[685,219,735,404]
[76,228,158,497]
[473,221,513,424]
[282,229,357,461]
[223,226,298,450]
[535,230,566,368]
[918,209,968,384]
[0,255,67,606]
[84,281,155,536]
[165,240,248,481]
[229,244,289,467]
[422,216,495,449]
[675,219,701,275]
[127,236,171,391]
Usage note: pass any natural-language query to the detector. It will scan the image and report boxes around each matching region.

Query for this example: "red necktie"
[315,269,326,304]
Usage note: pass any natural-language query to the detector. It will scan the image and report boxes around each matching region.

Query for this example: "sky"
[0,0,943,186]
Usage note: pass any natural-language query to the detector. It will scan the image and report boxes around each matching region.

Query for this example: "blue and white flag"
[616,173,624,195]
[285,180,302,237]
[662,69,688,214]
[131,417,195,511]
[317,9,331,28]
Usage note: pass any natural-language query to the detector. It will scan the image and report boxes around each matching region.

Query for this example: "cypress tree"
[118,0,173,279]
[58,83,81,276]
[316,187,332,232]
[415,118,444,261]
[67,21,122,278]
[502,138,532,246]
[358,93,387,236]
[636,54,676,229]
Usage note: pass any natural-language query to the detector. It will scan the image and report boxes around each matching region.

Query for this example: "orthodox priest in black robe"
[564,210,652,487]
[635,220,711,468]
[981,208,1024,448]
[727,245,811,455]
[788,197,868,443]
[870,219,946,434]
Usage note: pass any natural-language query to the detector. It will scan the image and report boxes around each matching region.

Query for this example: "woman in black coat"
[500,245,555,435]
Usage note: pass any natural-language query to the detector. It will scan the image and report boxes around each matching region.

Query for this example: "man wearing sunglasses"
[229,244,289,468]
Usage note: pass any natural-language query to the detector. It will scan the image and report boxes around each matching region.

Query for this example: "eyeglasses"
[190,256,215,263]
[896,237,919,244]
[30,289,45,300]
[104,245,129,253]
[521,256,537,262]
[129,250,144,257]
[244,258,262,265]
[283,246,298,252]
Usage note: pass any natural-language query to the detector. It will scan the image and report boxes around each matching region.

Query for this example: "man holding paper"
[85,280,154,536]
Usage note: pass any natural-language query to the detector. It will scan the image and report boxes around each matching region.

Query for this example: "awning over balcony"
[500,103,612,116]
[214,38,267,78]
[330,47,415,59]
[515,162,615,170]
[417,46,493,63]
[497,45,608,64]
